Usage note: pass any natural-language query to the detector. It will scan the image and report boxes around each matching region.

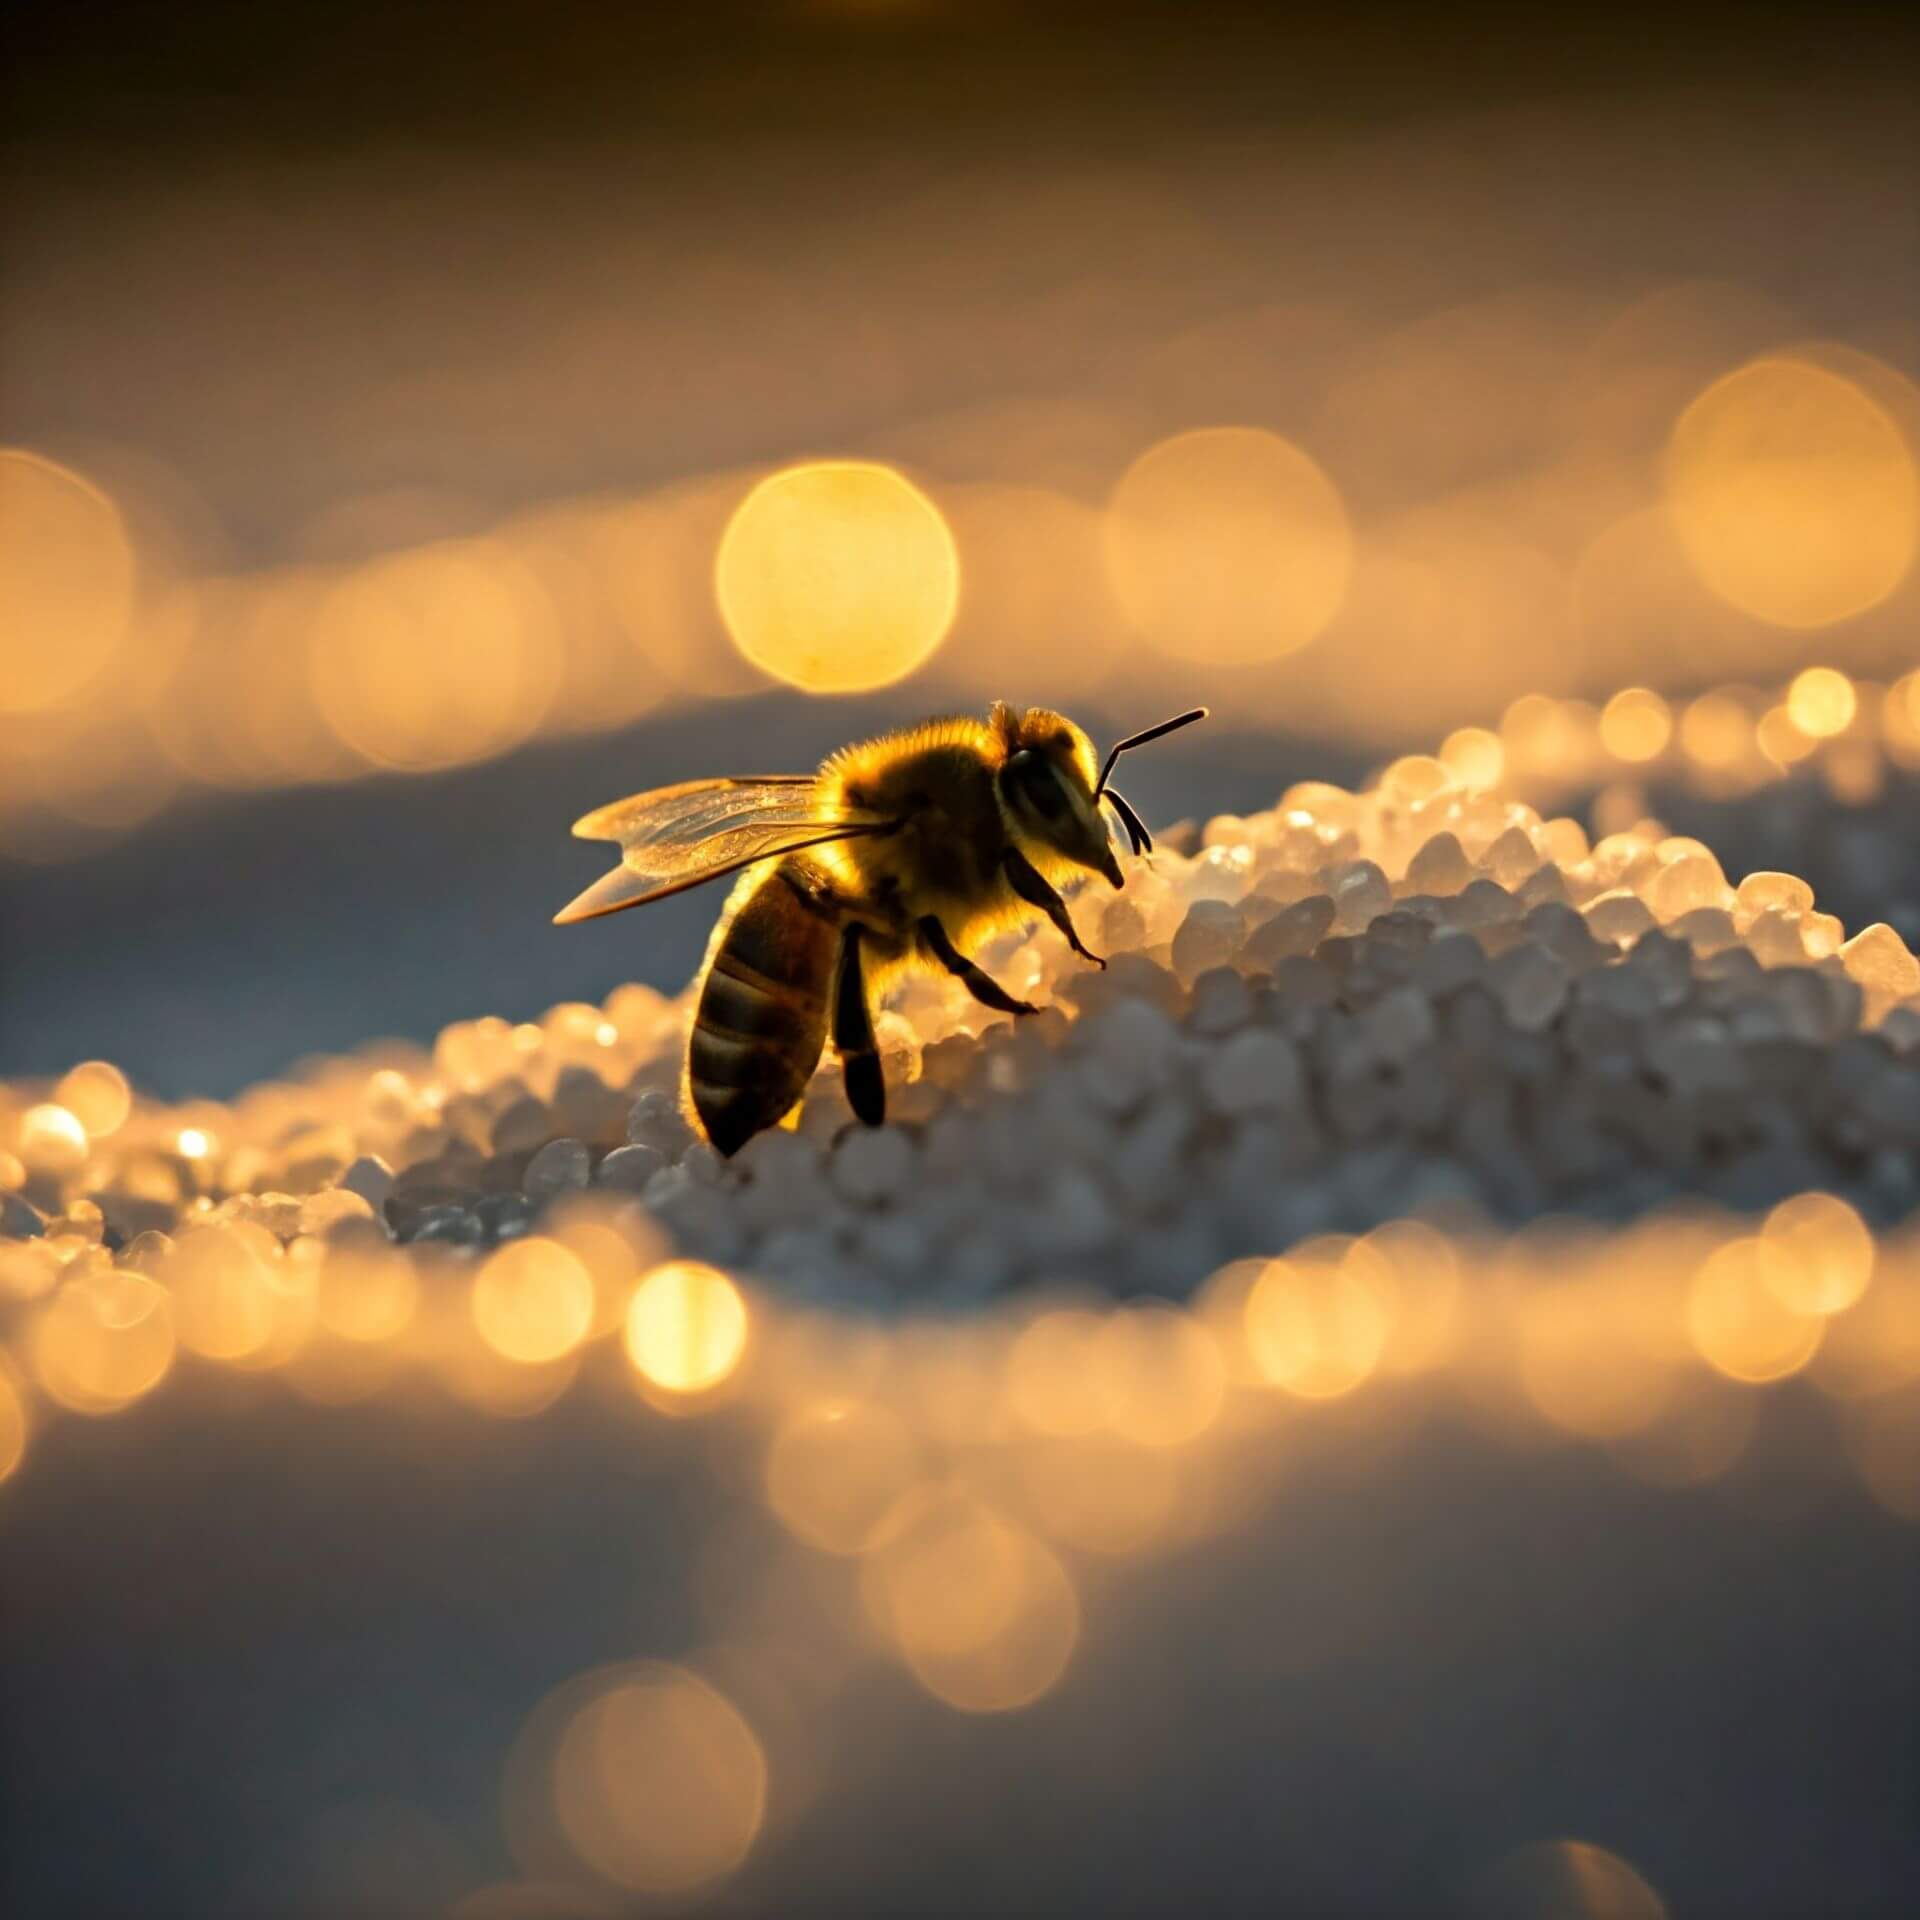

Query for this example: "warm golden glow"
[1785,665,1858,738]
[1103,426,1352,663]
[1518,1283,1673,1439]
[862,1489,1080,1712]
[548,1665,766,1893]
[1665,357,1918,628]
[169,1224,283,1363]
[1244,1239,1396,1399]
[472,1238,595,1365]
[764,1401,923,1555]
[53,1061,132,1138]
[1091,1304,1227,1448]
[0,449,137,715]
[309,539,558,771]
[1758,1192,1873,1317]
[624,1261,748,1394]
[1678,690,1755,772]
[1687,1239,1825,1383]
[315,1244,420,1344]
[1439,725,1506,791]
[1005,1309,1110,1437]
[714,461,959,692]
[1756,704,1817,770]
[1478,1838,1667,1919]
[0,1364,28,1482]
[1019,1433,1181,1557]
[1599,687,1672,763]
[18,1103,89,1176]
[30,1271,175,1414]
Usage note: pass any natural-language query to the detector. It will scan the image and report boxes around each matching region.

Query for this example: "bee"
[555,702,1207,1155]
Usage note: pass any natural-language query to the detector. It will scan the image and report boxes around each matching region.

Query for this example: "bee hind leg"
[834,924,886,1127]
[918,915,1040,1017]
[1002,848,1106,968]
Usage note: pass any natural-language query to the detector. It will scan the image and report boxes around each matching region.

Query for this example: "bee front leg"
[834,924,886,1127]
[917,916,1040,1017]
[1002,848,1106,968]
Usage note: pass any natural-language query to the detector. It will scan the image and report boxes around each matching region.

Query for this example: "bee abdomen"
[687,871,836,1155]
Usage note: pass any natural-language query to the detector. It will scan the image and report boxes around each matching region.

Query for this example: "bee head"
[994,706,1125,889]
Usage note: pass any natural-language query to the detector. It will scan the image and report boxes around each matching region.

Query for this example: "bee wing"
[554,776,897,925]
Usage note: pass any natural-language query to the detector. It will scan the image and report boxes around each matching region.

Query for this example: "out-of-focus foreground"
[4,6,1920,1917]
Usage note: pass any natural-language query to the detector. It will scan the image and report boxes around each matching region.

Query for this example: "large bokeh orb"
[715,460,959,692]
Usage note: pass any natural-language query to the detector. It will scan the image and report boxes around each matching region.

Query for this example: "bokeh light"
[714,461,959,692]
[624,1261,748,1394]
[1758,1192,1874,1317]
[1665,356,1918,628]
[308,539,558,770]
[0,1364,29,1482]
[472,1239,595,1365]
[1687,1239,1824,1383]
[0,449,137,716]
[1244,1238,1396,1399]
[53,1062,133,1139]
[1473,1838,1667,1919]
[764,1401,923,1555]
[1090,1303,1226,1447]
[29,1270,176,1414]
[1102,426,1353,664]
[10,48,1920,1918]
[862,1488,1080,1712]
[545,1664,766,1893]
[1598,687,1672,763]
[1785,665,1858,739]
[17,1104,89,1177]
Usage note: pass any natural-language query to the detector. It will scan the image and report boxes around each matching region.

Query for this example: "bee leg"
[1002,847,1106,968]
[834,924,886,1127]
[918,915,1040,1016]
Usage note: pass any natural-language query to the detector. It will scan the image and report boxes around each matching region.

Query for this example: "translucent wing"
[553,776,897,925]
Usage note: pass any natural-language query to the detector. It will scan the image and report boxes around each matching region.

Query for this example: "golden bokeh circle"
[1474,1837,1667,1919]
[0,449,138,715]
[547,1664,766,1894]
[1599,687,1673,764]
[1785,665,1857,739]
[1687,1239,1825,1383]
[18,1104,89,1176]
[308,538,558,771]
[1665,357,1918,628]
[1758,1192,1874,1318]
[764,1401,923,1555]
[1102,426,1352,664]
[30,1272,176,1414]
[1244,1238,1396,1399]
[862,1489,1080,1713]
[472,1238,596,1366]
[625,1261,748,1394]
[54,1061,133,1139]
[715,461,959,692]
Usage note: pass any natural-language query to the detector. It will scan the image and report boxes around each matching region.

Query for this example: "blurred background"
[6,5,1920,1916]
[5,0,1917,1096]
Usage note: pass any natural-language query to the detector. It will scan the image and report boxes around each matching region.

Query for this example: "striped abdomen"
[686,865,838,1156]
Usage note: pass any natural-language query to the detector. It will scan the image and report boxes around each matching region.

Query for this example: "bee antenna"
[1103,787,1154,858]
[1094,706,1208,797]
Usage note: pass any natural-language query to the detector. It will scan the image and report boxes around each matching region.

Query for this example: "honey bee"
[555,702,1207,1155]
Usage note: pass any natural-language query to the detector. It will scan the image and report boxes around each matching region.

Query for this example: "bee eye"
[1005,749,1067,822]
